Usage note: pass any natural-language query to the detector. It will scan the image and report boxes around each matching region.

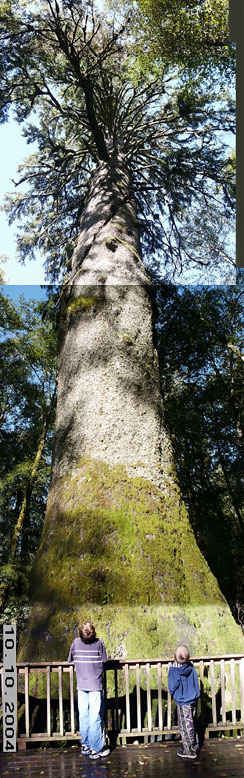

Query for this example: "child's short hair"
[79,621,96,643]
[174,644,190,664]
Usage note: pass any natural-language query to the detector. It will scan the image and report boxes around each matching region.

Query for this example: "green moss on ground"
[18,458,244,663]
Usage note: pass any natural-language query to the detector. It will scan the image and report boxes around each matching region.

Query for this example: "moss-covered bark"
[29,458,225,607]
[19,156,244,662]
[19,458,244,662]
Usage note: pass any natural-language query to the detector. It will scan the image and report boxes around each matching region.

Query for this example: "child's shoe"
[177,747,197,759]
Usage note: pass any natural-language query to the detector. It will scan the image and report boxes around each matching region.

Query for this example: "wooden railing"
[1,654,244,749]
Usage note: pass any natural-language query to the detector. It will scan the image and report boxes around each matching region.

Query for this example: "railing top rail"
[105,654,244,664]
[1,653,244,670]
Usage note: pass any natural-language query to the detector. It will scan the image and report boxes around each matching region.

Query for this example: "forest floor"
[0,738,244,777]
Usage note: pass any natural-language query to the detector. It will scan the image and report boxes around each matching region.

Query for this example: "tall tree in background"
[156,275,244,623]
[0,292,57,616]
[0,0,242,660]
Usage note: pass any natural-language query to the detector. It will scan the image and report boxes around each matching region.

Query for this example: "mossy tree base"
[19,602,244,664]
[19,458,244,661]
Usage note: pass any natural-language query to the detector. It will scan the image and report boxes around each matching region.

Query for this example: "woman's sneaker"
[81,745,92,755]
[89,747,110,760]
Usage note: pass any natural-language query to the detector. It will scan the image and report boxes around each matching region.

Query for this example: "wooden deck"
[1,738,244,778]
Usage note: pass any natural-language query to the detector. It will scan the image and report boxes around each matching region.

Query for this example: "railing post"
[146,662,152,731]
[125,663,130,733]
[69,664,75,735]
[167,663,171,731]
[210,660,217,726]
[240,657,244,726]
[24,666,30,738]
[114,665,119,733]
[157,662,163,731]
[220,659,226,726]
[103,665,108,734]
[46,665,51,737]
[230,658,236,726]
[199,659,205,725]
[136,663,141,732]
[58,665,64,736]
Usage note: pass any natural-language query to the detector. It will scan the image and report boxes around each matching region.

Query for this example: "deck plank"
[1,738,244,777]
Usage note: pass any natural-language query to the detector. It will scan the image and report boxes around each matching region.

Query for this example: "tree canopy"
[108,0,234,78]
[0,0,235,283]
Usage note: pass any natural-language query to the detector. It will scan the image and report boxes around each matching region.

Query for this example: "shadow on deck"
[1,738,244,778]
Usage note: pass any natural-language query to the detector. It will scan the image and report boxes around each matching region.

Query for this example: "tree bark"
[53,155,171,490]
[19,155,244,661]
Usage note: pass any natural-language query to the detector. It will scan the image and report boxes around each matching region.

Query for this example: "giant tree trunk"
[20,155,244,661]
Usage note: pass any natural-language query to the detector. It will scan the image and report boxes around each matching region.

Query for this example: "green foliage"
[0,256,8,285]
[156,272,244,621]
[0,0,235,282]
[0,602,31,661]
[108,0,234,78]
[0,291,58,608]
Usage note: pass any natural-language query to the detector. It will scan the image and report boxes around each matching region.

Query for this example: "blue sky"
[1,285,48,302]
[0,121,47,286]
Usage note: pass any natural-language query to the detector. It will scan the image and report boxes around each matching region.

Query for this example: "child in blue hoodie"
[168,644,200,760]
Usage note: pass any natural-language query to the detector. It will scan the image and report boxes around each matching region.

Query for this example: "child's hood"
[172,661,193,677]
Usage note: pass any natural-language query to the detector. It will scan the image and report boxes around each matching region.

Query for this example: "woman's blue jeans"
[77,690,104,752]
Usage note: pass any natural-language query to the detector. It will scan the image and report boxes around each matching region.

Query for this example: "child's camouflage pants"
[177,703,198,755]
